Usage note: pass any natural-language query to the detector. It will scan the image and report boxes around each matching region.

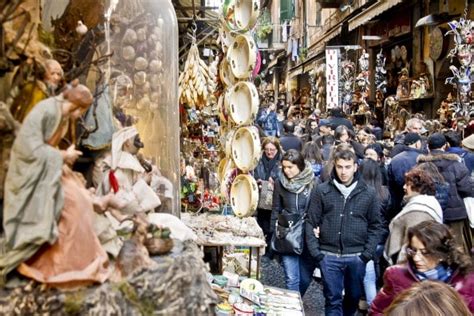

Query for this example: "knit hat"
[404,132,421,145]
[319,119,331,128]
[462,134,474,151]
[428,132,447,150]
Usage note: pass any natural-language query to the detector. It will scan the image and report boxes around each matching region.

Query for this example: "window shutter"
[280,0,294,22]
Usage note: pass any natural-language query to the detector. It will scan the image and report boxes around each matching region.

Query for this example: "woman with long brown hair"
[371,221,474,315]
[384,280,471,316]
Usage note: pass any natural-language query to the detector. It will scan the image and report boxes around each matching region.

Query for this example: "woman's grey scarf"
[280,161,315,193]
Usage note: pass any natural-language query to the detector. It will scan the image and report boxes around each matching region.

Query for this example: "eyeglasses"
[264,147,277,152]
[406,246,430,257]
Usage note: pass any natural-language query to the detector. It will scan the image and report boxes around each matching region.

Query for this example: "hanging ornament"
[445,12,474,119]
[178,40,216,109]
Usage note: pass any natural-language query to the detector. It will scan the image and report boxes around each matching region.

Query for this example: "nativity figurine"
[0,82,124,287]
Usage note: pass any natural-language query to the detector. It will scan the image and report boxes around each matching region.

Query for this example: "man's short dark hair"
[428,132,447,150]
[444,131,462,147]
[322,134,335,146]
[333,148,357,164]
[330,107,344,118]
[282,149,305,171]
[283,120,295,133]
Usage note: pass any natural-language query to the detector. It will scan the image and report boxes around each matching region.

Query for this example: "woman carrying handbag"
[270,149,318,296]
[253,137,283,257]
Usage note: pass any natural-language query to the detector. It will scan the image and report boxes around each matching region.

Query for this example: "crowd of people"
[254,103,474,315]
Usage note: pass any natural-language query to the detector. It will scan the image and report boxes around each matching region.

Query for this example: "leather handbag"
[271,213,304,255]
[270,187,312,255]
[257,180,273,210]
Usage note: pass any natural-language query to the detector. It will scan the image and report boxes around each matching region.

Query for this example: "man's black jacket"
[305,178,383,263]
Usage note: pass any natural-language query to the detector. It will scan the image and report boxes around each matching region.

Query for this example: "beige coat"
[384,194,443,264]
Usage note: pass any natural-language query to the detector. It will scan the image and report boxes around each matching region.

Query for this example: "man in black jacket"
[280,120,303,152]
[306,149,382,316]
[417,132,474,254]
[327,107,354,131]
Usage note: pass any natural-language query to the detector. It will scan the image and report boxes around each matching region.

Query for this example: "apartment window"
[280,0,295,22]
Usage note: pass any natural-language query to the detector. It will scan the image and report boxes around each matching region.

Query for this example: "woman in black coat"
[271,149,317,296]
[253,136,282,256]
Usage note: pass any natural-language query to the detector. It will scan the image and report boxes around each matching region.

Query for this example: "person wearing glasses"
[253,137,282,257]
[370,221,474,315]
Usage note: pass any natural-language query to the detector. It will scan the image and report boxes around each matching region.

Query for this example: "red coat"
[370,264,474,315]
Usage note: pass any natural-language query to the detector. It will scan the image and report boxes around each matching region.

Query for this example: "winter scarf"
[414,263,453,283]
[280,161,315,193]
[262,151,281,180]
[333,179,358,200]
[395,194,443,224]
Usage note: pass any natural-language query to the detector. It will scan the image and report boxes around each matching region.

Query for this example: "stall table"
[181,212,266,279]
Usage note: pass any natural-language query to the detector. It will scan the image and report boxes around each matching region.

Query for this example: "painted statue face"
[391,48,396,62]
[460,27,472,44]
[123,137,140,155]
[400,45,408,61]
[45,60,63,87]
[457,45,472,66]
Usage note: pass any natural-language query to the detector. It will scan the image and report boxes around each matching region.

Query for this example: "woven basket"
[145,237,174,255]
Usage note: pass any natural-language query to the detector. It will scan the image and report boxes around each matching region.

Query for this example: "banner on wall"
[325,48,340,109]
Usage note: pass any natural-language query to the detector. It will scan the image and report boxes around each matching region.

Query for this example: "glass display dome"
[42,0,180,216]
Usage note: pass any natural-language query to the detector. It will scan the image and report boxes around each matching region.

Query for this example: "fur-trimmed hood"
[417,152,462,163]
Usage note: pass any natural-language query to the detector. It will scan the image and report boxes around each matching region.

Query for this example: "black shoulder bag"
[271,187,312,255]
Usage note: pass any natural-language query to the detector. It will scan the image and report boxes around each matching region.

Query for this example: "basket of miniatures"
[145,224,174,255]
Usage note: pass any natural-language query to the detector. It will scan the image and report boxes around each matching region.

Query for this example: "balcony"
[318,0,345,9]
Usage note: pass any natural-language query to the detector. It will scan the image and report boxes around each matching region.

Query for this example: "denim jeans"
[363,260,376,306]
[320,254,366,316]
[281,249,315,296]
[363,245,384,306]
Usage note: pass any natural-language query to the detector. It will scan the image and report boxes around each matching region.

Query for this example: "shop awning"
[266,51,286,69]
[288,65,303,78]
[303,56,325,73]
[348,0,404,32]
[307,24,342,57]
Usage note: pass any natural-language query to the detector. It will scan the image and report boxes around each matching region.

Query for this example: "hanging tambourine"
[224,128,236,158]
[218,157,234,184]
[231,126,261,172]
[226,34,257,79]
[219,57,237,87]
[227,81,259,126]
[219,24,238,51]
[230,174,258,217]
[229,0,260,32]
[218,93,230,123]
[221,166,239,201]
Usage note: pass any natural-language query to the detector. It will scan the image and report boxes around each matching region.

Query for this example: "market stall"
[182,213,265,279]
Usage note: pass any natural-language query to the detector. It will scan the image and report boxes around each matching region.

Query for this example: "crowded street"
[0,0,473,315]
